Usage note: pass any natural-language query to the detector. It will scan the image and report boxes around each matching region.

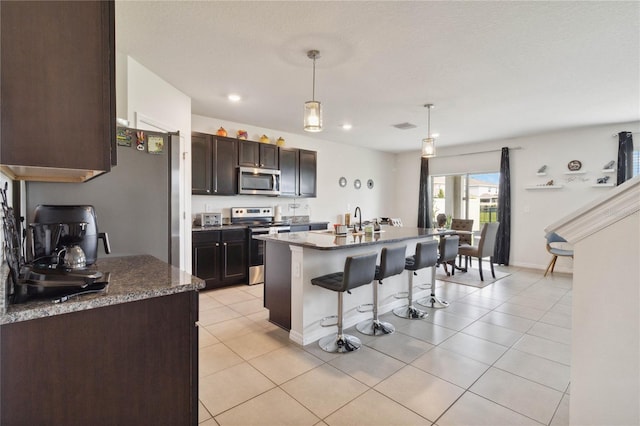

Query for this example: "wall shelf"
[601,168,615,173]
[591,183,615,188]
[564,171,586,175]
[536,172,547,176]
[525,185,564,190]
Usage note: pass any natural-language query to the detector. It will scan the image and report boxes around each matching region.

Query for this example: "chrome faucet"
[354,206,362,232]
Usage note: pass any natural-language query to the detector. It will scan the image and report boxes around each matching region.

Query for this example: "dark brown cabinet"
[192,132,238,195]
[193,229,248,289]
[0,292,198,425]
[0,0,116,182]
[279,148,317,197]
[238,140,279,169]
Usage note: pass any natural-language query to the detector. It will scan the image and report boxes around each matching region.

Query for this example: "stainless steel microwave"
[238,167,281,196]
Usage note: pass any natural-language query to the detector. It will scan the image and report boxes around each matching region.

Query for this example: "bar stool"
[311,252,378,353]
[393,240,439,319]
[356,245,407,336]
[418,235,459,309]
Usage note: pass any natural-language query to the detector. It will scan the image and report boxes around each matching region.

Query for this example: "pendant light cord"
[312,56,316,101]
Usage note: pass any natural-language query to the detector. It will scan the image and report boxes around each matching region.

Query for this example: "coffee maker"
[30,205,111,266]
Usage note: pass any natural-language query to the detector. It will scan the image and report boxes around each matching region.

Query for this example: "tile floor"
[197,266,572,426]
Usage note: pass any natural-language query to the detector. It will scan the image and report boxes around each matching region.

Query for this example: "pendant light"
[304,50,322,132]
[421,103,436,158]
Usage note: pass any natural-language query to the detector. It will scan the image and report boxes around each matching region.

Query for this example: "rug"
[434,264,511,288]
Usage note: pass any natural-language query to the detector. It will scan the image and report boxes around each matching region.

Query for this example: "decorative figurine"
[276,137,285,147]
[436,213,447,228]
[603,160,615,170]
[216,127,227,137]
[597,176,610,184]
[259,134,270,143]
[237,130,248,140]
[537,165,547,173]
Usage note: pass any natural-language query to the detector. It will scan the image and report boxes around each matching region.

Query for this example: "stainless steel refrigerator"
[25,128,180,267]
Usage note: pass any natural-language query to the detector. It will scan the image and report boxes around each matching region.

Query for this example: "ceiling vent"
[392,122,417,130]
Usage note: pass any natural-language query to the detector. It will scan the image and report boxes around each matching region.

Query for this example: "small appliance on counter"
[4,204,112,304]
[194,212,222,227]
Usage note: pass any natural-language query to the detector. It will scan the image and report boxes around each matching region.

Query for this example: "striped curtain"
[417,157,432,228]
[617,131,634,185]
[494,147,511,265]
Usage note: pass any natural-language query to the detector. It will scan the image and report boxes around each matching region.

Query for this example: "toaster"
[194,212,222,227]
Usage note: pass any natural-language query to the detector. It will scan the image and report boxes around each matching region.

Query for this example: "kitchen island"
[256,227,445,345]
[0,255,204,426]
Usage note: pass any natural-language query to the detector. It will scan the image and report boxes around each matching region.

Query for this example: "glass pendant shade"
[304,100,322,132]
[422,137,436,158]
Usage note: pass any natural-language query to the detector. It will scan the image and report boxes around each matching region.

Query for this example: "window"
[431,172,500,231]
[633,149,639,177]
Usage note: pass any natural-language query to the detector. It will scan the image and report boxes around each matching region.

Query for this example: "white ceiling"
[115,1,640,154]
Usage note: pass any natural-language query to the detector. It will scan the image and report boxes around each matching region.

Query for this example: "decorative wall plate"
[338,176,347,187]
[567,160,582,171]
[367,179,374,189]
[354,179,362,189]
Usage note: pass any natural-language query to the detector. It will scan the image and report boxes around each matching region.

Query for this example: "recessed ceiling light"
[228,94,241,102]
[342,124,352,130]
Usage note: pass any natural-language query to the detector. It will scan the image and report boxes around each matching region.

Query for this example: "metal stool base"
[356,319,396,336]
[318,333,362,353]
[417,296,450,309]
[392,305,427,319]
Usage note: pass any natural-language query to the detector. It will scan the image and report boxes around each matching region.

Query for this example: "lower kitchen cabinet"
[193,228,248,289]
[0,291,198,425]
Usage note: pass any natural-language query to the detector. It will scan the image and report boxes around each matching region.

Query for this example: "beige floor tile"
[199,343,244,378]
[438,332,508,365]
[199,418,220,426]
[437,391,542,426]
[470,367,563,424]
[457,294,504,310]
[539,310,572,329]
[199,306,243,326]
[328,345,405,387]
[424,309,476,331]
[249,345,324,385]
[374,365,464,422]
[527,322,572,345]
[461,321,523,347]
[212,289,257,305]
[215,387,319,425]
[411,346,490,388]
[478,311,535,333]
[204,316,265,342]
[224,327,291,360]
[245,308,270,324]
[199,400,212,423]
[199,362,275,416]
[281,364,368,419]
[324,389,431,426]
[241,283,264,298]
[494,349,570,392]
[494,302,546,321]
[549,302,572,316]
[228,298,267,316]
[364,330,434,363]
[513,334,571,366]
[396,320,457,345]
[199,326,220,348]
[508,295,557,311]
[550,394,570,426]
[302,341,343,363]
[443,302,491,320]
[199,293,224,311]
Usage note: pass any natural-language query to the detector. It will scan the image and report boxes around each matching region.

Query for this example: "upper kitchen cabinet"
[279,148,317,198]
[191,132,237,195]
[238,140,279,169]
[0,0,116,182]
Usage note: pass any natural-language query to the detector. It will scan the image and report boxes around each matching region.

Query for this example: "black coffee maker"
[30,205,111,266]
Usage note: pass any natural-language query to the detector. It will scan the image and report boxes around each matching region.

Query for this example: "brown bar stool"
[393,240,439,319]
[418,235,459,309]
[311,252,378,353]
[356,245,407,336]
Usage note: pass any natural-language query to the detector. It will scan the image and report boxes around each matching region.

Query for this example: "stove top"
[230,207,289,228]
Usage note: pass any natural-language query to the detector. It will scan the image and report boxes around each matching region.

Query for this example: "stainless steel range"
[230,207,290,285]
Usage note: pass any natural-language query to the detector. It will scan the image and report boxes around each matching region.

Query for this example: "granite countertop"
[254,226,452,250]
[1,255,204,325]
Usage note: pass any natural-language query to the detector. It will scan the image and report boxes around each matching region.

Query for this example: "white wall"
[191,114,399,225]
[396,121,640,271]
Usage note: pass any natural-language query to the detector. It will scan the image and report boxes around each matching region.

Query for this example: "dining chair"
[457,222,500,281]
[544,232,574,276]
[450,218,474,267]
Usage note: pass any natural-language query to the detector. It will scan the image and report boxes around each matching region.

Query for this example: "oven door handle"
[251,228,271,234]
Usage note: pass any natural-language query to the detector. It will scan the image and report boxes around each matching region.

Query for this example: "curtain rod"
[434,146,522,159]
[612,132,639,137]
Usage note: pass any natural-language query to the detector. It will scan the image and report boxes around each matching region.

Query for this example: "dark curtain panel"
[617,131,634,186]
[494,147,511,265]
[417,157,432,228]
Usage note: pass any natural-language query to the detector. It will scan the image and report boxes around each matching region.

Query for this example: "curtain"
[617,131,634,186]
[417,157,432,228]
[494,147,511,265]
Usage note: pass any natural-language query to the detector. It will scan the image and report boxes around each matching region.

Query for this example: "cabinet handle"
[216,243,219,247]
[223,243,227,246]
